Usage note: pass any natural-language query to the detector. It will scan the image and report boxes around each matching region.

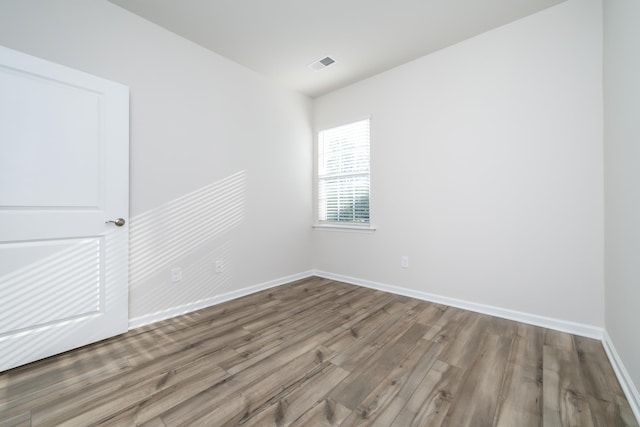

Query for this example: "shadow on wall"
[129,170,247,284]
[128,170,247,316]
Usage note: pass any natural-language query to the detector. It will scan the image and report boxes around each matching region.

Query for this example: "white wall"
[313,0,604,327]
[0,0,611,332]
[0,0,313,322]
[604,0,640,404]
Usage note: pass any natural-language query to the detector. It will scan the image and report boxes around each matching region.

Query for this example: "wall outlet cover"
[401,256,409,268]
[171,268,182,282]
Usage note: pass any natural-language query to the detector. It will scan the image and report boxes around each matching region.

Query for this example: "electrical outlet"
[215,260,224,273]
[401,256,409,269]
[171,268,182,282]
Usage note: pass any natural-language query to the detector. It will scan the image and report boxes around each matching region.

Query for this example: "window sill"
[312,223,377,233]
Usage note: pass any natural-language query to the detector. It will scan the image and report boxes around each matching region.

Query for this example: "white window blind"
[318,119,370,224]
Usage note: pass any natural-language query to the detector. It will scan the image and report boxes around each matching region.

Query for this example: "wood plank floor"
[0,277,637,426]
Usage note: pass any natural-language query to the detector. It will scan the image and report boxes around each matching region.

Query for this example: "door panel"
[0,46,129,372]
[0,67,101,207]
[0,238,102,335]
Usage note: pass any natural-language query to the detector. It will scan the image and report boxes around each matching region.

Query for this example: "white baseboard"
[130,269,602,339]
[128,270,314,330]
[602,330,640,423]
[312,270,604,340]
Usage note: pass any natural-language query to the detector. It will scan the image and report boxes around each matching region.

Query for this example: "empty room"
[0,0,639,425]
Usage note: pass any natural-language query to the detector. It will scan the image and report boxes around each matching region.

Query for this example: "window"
[317,118,370,225]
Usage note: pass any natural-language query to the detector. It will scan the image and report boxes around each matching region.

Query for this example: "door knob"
[106,218,126,227]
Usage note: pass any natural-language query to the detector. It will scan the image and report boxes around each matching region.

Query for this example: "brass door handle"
[106,218,126,227]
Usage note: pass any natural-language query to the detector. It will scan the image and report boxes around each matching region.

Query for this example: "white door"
[0,46,129,372]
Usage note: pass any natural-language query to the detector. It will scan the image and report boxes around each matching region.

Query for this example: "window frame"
[313,117,376,232]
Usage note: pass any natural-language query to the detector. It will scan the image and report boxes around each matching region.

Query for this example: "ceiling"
[109,0,566,98]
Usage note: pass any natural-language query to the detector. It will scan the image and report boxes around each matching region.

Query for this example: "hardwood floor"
[0,277,637,426]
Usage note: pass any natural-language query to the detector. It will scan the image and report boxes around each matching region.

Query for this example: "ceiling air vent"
[308,56,335,71]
